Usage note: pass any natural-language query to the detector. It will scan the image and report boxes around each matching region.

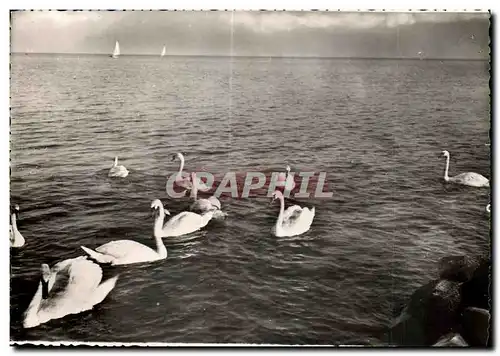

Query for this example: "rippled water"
[10,54,491,345]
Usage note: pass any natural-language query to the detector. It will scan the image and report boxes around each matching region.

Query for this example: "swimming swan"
[108,156,129,178]
[80,201,168,266]
[171,152,210,191]
[441,150,489,188]
[189,172,221,213]
[152,199,216,238]
[23,256,118,328]
[271,190,315,237]
[10,204,25,248]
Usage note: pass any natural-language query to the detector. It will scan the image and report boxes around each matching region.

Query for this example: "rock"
[460,258,491,310]
[386,278,462,345]
[462,307,491,346]
[433,333,468,347]
[438,255,483,282]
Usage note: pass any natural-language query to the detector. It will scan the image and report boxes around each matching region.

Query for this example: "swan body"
[10,204,25,248]
[276,165,296,192]
[271,190,315,237]
[80,201,168,266]
[171,152,210,191]
[108,156,129,178]
[23,256,118,328]
[441,150,489,188]
[152,199,215,238]
[189,172,222,214]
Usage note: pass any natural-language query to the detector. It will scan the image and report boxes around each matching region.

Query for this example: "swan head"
[151,199,170,216]
[11,204,20,215]
[172,152,184,162]
[442,150,450,158]
[271,190,284,204]
[151,199,164,210]
[41,264,51,283]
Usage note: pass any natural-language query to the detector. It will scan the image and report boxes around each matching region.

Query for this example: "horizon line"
[10,52,489,61]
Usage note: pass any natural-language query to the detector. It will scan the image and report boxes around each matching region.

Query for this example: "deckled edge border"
[9,8,492,348]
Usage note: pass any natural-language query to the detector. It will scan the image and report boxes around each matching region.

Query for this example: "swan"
[152,199,216,238]
[80,201,168,266]
[171,152,210,191]
[10,204,25,248]
[441,150,489,188]
[271,190,315,237]
[189,172,221,213]
[276,165,296,192]
[486,204,491,213]
[23,256,118,328]
[108,156,129,178]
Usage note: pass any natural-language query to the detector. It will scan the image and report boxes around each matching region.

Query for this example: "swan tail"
[91,275,119,306]
[81,246,115,264]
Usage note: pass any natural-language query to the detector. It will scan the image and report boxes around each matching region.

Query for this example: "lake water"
[9,54,491,345]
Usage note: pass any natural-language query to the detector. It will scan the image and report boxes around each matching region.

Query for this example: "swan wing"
[163,211,201,230]
[282,206,304,227]
[452,172,489,186]
[283,205,302,221]
[207,196,221,209]
[95,240,152,259]
[38,257,103,316]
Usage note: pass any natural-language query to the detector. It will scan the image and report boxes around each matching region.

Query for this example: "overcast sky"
[10,11,490,59]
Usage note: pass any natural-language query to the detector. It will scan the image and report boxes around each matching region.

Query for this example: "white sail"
[161,45,166,57]
[112,41,120,58]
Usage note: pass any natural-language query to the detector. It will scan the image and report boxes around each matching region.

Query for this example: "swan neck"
[154,232,167,258]
[178,156,185,177]
[444,155,450,181]
[114,157,118,167]
[153,205,166,238]
[11,213,17,230]
[277,196,285,224]
[192,175,198,200]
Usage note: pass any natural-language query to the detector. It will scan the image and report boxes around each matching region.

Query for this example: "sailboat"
[111,41,120,59]
[161,45,166,57]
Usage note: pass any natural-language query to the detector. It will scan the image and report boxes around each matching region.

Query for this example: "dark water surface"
[10,54,491,344]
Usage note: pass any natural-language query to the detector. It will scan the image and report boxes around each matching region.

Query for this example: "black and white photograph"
[9,9,492,347]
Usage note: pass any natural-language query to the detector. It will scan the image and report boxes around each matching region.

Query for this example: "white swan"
[271,190,315,237]
[80,201,168,266]
[171,152,210,191]
[108,156,129,178]
[486,204,491,213]
[189,172,221,213]
[10,204,25,248]
[152,199,216,238]
[23,256,118,328]
[441,150,489,187]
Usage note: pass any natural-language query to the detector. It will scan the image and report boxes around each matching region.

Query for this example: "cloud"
[9,10,490,58]
[229,11,489,33]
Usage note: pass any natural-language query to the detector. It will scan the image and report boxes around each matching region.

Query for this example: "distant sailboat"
[161,45,166,57]
[111,41,120,59]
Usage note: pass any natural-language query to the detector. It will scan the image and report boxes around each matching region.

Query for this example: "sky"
[10,10,490,59]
